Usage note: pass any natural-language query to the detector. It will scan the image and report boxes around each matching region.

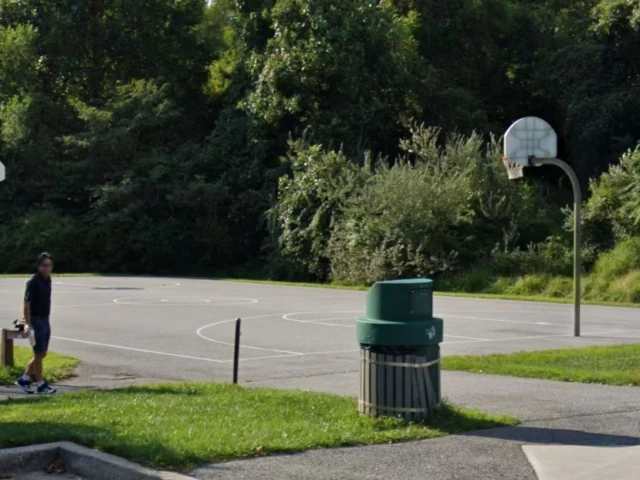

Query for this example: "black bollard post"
[233,318,241,384]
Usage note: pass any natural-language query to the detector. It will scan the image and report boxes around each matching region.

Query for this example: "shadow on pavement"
[468,425,640,447]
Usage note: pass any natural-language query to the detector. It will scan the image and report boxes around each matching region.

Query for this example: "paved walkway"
[192,371,640,480]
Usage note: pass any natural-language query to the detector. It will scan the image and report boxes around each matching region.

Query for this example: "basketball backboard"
[504,117,557,167]
[0,161,5,182]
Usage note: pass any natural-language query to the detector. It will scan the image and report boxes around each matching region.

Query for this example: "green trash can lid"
[356,278,441,346]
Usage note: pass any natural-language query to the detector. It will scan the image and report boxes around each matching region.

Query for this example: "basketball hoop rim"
[502,156,525,180]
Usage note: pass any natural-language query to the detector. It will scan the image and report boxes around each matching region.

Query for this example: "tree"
[583,145,640,252]
[532,0,640,178]
[244,0,423,153]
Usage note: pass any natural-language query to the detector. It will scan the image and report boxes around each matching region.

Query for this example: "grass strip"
[0,346,79,385]
[442,344,640,386]
[0,383,517,471]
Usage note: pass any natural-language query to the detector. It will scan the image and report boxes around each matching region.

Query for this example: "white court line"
[197,314,304,355]
[113,296,258,307]
[47,326,640,366]
[442,314,632,332]
[52,336,225,363]
[238,353,300,362]
[444,334,491,341]
[282,311,360,328]
[55,281,182,291]
[443,329,635,345]
[301,316,357,322]
[442,314,556,326]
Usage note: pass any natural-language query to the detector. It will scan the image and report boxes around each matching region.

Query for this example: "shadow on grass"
[468,425,640,447]
[110,385,205,396]
[422,403,517,434]
[0,422,196,471]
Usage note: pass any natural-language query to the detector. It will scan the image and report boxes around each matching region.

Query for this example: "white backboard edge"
[504,117,557,167]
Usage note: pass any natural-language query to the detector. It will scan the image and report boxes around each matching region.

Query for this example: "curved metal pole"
[531,158,581,337]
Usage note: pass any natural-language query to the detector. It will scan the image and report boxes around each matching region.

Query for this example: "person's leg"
[33,353,45,382]
[37,319,50,382]
[34,319,55,394]
[30,317,47,382]
[24,356,35,377]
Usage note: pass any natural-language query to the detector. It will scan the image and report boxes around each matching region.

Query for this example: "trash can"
[357,279,443,422]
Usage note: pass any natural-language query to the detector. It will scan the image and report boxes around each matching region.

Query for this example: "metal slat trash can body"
[357,279,443,422]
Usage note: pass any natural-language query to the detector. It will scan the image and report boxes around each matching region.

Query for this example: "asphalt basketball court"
[1,276,638,386]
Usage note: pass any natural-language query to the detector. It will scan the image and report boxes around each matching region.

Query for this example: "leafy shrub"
[329,132,474,283]
[490,236,575,277]
[603,271,640,303]
[543,276,574,298]
[504,275,550,296]
[326,124,553,284]
[269,137,371,280]
[593,237,640,280]
[0,210,89,272]
[583,146,640,251]
[438,268,497,293]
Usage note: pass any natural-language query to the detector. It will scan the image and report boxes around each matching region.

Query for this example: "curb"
[0,442,194,479]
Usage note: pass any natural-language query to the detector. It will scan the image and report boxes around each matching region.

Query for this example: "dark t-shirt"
[24,274,52,318]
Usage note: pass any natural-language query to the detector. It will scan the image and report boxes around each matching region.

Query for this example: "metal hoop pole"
[531,158,581,337]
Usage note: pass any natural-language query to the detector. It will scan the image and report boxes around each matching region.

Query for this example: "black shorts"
[31,316,51,354]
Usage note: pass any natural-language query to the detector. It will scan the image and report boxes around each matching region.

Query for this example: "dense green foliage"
[1,0,640,289]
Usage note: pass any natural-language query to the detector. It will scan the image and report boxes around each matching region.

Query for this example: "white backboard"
[0,161,4,182]
[504,117,557,166]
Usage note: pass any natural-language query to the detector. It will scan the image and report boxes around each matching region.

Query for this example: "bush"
[580,237,640,303]
[0,210,89,272]
[543,276,573,298]
[326,124,553,284]
[504,275,550,296]
[269,137,370,280]
[593,237,640,280]
[490,236,575,277]
[583,145,640,252]
[439,268,497,293]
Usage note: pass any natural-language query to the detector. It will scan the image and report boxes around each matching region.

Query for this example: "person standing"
[15,253,57,394]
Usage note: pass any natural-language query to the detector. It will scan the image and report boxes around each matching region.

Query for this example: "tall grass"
[441,238,640,304]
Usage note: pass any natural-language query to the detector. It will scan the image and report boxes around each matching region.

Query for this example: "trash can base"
[359,346,441,422]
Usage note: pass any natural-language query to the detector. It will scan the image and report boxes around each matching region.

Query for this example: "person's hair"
[37,252,53,266]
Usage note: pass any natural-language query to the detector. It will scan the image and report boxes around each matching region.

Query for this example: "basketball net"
[502,157,524,180]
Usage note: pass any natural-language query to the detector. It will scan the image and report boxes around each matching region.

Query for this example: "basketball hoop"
[503,116,557,181]
[502,115,582,337]
[502,157,524,180]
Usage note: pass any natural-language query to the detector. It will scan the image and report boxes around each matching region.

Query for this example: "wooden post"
[1,328,14,367]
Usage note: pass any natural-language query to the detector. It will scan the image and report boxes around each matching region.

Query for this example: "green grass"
[0,346,79,385]
[0,383,518,471]
[442,344,640,386]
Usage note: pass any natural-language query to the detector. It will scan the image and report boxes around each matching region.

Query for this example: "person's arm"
[23,301,31,327]
[24,280,34,331]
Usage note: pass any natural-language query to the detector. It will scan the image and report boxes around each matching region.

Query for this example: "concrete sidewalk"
[192,371,640,480]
